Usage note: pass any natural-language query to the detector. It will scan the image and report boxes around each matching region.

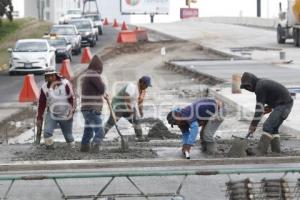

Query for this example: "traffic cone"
[60,59,73,80]
[19,74,39,102]
[104,18,109,25]
[113,19,119,28]
[81,47,92,64]
[121,21,128,31]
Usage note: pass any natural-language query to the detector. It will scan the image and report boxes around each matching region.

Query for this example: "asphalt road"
[0,26,119,104]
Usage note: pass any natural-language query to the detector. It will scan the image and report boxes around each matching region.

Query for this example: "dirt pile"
[140,118,179,140]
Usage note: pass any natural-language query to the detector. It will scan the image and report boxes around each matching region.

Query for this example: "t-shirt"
[111,83,140,116]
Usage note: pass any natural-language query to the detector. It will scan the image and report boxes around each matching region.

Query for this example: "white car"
[8,39,56,75]
[59,9,82,24]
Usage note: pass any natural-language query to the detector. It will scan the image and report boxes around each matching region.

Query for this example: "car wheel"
[99,27,103,35]
[9,71,16,76]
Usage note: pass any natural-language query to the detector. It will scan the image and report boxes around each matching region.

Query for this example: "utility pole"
[257,0,261,17]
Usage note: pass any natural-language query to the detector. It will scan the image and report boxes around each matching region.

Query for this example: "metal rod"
[66,193,177,199]
[176,175,188,195]
[126,176,149,200]
[53,178,67,200]
[3,179,15,200]
[93,176,115,200]
[0,167,300,181]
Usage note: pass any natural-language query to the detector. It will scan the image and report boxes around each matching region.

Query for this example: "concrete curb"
[1,156,300,172]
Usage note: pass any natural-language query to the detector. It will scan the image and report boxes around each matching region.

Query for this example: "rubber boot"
[270,135,281,153]
[206,142,217,155]
[45,137,54,150]
[200,141,207,152]
[91,143,100,153]
[80,144,90,153]
[67,141,75,149]
[257,133,272,155]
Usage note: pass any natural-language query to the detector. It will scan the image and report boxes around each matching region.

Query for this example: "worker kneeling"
[167,98,224,159]
[37,71,76,149]
[241,72,293,155]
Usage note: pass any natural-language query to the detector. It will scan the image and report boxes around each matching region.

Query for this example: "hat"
[44,70,58,76]
[140,76,152,87]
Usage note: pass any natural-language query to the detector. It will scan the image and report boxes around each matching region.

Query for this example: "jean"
[104,109,142,138]
[182,121,199,145]
[81,110,104,145]
[263,102,293,135]
[44,112,74,143]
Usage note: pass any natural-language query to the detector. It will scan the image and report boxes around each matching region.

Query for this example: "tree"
[0,0,14,26]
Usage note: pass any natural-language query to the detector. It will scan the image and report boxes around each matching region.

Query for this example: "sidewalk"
[142,19,300,69]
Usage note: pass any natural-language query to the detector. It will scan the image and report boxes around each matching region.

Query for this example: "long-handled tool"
[35,120,43,144]
[105,98,129,152]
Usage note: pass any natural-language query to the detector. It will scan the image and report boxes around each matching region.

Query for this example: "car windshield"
[67,10,81,15]
[47,38,67,47]
[69,21,91,29]
[84,15,100,21]
[51,27,76,35]
[14,42,48,52]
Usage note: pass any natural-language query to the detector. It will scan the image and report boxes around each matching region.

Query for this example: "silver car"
[50,25,82,55]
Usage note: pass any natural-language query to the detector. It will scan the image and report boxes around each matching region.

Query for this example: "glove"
[245,132,254,139]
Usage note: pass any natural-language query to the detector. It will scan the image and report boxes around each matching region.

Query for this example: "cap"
[44,70,58,76]
[140,76,152,87]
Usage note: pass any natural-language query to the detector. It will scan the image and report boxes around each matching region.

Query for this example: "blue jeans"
[44,112,74,143]
[263,102,293,135]
[81,110,104,145]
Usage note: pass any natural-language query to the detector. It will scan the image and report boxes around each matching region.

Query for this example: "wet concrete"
[12,142,157,161]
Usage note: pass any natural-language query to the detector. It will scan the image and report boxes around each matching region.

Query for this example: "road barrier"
[135,29,149,42]
[81,47,92,64]
[117,31,137,43]
[18,74,39,103]
[60,59,73,80]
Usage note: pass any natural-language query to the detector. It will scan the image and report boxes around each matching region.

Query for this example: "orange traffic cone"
[104,18,109,25]
[113,19,119,28]
[121,21,128,31]
[60,59,73,80]
[19,74,39,102]
[81,47,92,64]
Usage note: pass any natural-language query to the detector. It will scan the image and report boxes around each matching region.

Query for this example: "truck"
[277,0,300,46]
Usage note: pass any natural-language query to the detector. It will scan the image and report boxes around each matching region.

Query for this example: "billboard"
[120,0,170,14]
[180,8,199,19]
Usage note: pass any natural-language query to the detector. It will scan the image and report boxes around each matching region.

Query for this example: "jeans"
[263,102,293,135]
[44,112,74,143]
[81,110,104,145]
[104,109,142,138]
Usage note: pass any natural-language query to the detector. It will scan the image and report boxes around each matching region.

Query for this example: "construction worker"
[241,72,293,155]
[36,71,76,149]
[167,98,224,159]
[80,55,107,153]
[104,76,152,141]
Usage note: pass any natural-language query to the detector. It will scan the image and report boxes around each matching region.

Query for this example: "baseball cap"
[140,76,152,87]
[44,70,58,76]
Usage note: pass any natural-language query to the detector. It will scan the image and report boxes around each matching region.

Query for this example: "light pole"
[257,0,261,17]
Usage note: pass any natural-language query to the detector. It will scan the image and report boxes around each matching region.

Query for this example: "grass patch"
[0,18,52,69]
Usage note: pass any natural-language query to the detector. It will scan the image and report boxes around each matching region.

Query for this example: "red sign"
[180,8,199,19]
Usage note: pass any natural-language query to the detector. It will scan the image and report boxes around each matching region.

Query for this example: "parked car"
[67,18,97,47]
[43,34,72,63]
[83,13,103,35]
[59,9,82,24]
[8,39,56,75]
[50,25,81,55]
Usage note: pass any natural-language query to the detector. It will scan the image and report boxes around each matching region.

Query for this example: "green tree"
[0,0,14,26]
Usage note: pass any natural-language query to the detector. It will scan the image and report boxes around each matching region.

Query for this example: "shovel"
[105,98,129,152]
[228,135,250,157]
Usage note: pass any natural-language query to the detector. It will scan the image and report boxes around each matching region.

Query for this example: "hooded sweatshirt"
[241,72,293,127]
[81,55,105,112]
